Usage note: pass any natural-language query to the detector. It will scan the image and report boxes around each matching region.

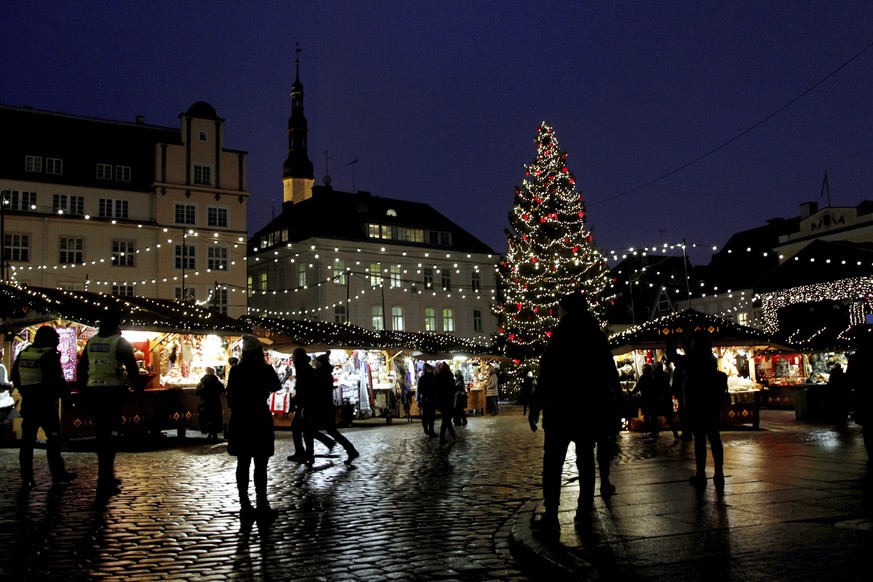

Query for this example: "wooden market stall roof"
[1,283,251,335]
[608,308,794,355]
[241,315,502,358]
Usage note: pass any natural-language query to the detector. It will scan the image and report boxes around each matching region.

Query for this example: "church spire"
[282,44,314,205]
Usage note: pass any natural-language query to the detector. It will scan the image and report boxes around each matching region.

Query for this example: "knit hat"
[292,347,308,361]
[315,351,331,367]
[240,334,263,353]
[558,291,589,314]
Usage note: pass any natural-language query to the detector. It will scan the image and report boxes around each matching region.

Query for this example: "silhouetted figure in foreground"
[435,362,457,445]
[12,326,76,488]
[529,291,621,531]
[417,364,437,437]
[196,366,225,442]
[847,335,873,466]
[673,333,726,488]
[453,371,468,427]
[226,335,281,521]
[312,352,359,465]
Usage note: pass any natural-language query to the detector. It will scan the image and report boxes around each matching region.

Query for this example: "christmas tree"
[494,122,611,361]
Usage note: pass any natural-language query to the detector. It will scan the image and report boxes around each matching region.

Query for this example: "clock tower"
[282,50,314,204]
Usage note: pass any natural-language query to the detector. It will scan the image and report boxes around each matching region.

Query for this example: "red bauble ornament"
[545,330,553,338]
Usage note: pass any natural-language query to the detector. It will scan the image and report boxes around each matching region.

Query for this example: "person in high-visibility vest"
[76,307,142,497]
[11,326,77,488]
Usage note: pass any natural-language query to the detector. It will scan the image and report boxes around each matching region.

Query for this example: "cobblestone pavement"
[0,407,545,581]
[1,407,867,581]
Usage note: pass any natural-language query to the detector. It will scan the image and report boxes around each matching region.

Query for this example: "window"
[428,230,451,246]
[367,223,392,239]
[333,259,347,285]
[247,275,253,297]
[46,158,63,175]
[2,190,36,211]
[175,203,196,225]
[471,271,481,292]
[389,265,402,288]
[398,226,424,243]
[440,269,451,291]
[369,263,383,286]
[193,163,212,185]
[52,194,84,215]
[207,246,228,270]
[175,286,195,301]
[99,198,129,219]
[59,237,84,264]
[111,240,135,267]
[297,263,306,287]
[371,305,384,331]
[116,166,131,182]
[424,307,436,331]
[112,285,135,297]
[207,206,228,228]
[96,163,113,180]
[423,268,434,289]
[473,309,483,332]
[3,234,29,262]
[737,312,748,326]
[334,305,347,324]
[211,288,228,315]
[199,131,208,141]
[391,306,405,331]
[259,272,267,291]
[442,308,455,332]
[25,156,42,172]
[174,244,196,269]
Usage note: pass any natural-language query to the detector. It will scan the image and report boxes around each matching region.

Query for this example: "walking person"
[486,368,499,415]
[226,334,281,520]
[453,371,468,427]
[520,371,536,415]
[666,339,692,442]
[77,308,144,497]
[435,362,457,445]
[671,332,727,488]
[631,363,660,441]
[529,291,622,531]
[286,353,335,462]
[12,326,77,488]
[196,366,225,442]
[654,362,681,442]
[417,364,437,437]
[313,352,360,465]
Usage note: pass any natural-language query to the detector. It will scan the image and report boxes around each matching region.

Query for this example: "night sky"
[3,2,873,265]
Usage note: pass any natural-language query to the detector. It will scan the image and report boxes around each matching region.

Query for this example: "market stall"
[609,309,794,430]
[1,283,250,441]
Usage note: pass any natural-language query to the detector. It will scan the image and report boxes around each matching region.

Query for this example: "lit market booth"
[609,309,794,430]
[241,316,504,425]
[1,284,250,440]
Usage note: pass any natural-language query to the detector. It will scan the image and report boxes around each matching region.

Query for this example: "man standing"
[12,326,77,488]
[529,291,621,531]
[77,308,142,496]
[486,368,499,415]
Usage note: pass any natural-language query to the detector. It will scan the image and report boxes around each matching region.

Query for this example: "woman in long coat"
[226,335,281,520]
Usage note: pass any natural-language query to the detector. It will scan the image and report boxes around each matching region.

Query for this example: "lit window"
[391,306,405,331]
[390,265,402,288]
[369,263,382,287]
[372,305,384,331]
[424,307,436,331]
[259,272,267,291]
[333,259,347,285]
[442,308,455,332]
[297,263,306,287]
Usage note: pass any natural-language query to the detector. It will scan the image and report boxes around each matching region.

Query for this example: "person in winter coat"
[847,334,873,466]
[195,367,225,442]
[226,335,281,520]
[417,364,437,437]
[529,291,622,531]
[486,368,499,415]
[520,371,536,415]
[311,351,359,465]
[453,371,468,427]
[671,332,727,488]
[435,361,457,445]
[12,326,77,488]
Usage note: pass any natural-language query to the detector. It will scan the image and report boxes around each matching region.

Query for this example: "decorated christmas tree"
[494,122,611,361]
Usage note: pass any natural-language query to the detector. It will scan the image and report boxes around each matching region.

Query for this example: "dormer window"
[386,209,397,217]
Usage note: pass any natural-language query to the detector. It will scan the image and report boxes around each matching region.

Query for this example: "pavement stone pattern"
[1,407,544,581]
[2,406,871,581]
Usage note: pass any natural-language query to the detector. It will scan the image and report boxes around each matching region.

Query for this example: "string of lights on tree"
[493,122,611,358]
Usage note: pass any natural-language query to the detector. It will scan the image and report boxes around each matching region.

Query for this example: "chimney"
[799,201,818,219]
[135,115,145,124]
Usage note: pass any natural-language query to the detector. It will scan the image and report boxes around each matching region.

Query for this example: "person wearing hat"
[12,326,77,488]
[226,334,282,520]
[287,347,336,463]
[529,291,622,531]
[77,307,143,497]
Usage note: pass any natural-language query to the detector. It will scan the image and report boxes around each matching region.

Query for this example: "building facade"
[247,63,498,342]
[0,102,250,317]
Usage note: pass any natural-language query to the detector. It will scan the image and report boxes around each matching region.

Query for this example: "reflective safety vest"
[86,335,124,387]
[17,346,52,387]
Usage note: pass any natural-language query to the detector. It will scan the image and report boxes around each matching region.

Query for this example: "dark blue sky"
[3,1,873,264]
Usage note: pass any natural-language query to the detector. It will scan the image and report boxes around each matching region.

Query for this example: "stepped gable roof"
[754,239,873,294]
[250,186,495,254]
